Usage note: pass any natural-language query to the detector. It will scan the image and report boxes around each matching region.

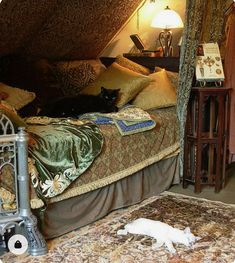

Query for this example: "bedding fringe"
[30,142,179,209]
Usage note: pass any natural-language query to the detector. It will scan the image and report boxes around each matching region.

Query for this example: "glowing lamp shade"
[151,6,183,57]
[151,7,184,29]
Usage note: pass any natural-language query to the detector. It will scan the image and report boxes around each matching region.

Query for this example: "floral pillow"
[0,187,16,210]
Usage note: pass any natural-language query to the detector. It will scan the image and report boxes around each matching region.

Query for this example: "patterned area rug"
[1,192,235,263]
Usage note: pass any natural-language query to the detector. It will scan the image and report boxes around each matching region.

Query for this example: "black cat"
[39,87,119,118]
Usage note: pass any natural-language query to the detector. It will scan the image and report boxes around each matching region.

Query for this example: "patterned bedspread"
[29,106,179,209]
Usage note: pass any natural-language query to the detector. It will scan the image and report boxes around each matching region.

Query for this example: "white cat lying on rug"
[117,218,200,254]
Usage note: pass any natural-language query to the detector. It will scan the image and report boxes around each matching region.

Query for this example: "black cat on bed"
[39,87,119,118]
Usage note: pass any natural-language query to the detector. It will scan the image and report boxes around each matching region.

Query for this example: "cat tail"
[117,229,128,235]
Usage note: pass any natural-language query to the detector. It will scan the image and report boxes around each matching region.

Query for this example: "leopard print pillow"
[54,61,97,96]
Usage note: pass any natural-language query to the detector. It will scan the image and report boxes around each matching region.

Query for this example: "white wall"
[100,0,186,57]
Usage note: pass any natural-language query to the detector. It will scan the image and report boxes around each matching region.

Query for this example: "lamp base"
[159,30,173,57]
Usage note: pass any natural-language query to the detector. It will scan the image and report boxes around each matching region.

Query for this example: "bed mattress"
[30,106,179,209]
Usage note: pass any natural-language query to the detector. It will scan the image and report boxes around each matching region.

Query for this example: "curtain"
[177,0,227,177]
[224,6,235,161]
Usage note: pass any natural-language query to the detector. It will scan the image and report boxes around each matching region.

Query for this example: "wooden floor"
[169,162,235,204]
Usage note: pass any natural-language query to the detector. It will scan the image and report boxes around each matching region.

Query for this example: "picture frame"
[130,34,145,51]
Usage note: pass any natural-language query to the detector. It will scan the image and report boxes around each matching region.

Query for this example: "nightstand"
[183,87,230,193]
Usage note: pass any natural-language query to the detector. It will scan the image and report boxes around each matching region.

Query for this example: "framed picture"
[130,34,145,51]
[195,43,224,82]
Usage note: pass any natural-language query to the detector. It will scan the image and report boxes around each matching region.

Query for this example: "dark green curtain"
[177,0,227,177]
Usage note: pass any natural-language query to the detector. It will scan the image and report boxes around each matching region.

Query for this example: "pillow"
[0,82,36,110]
[115,55,150,75]
[81,62,151,108]
[85,59,107,76]
[54,59,106,96]
[167,71,179,91]
[155,66,179,90]
[33,59,63,97]
[0,187,16,210]
[0,101,26,129]
[132,70,176,110]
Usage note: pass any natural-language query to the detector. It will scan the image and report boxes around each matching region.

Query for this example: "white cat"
[117,218,200,254]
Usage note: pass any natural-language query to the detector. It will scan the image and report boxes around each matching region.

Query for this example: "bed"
[0,56,180,256]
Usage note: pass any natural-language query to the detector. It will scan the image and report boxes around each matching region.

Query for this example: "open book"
[195,43,224,82]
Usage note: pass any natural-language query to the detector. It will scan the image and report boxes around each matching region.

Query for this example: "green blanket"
[25,117,103,199]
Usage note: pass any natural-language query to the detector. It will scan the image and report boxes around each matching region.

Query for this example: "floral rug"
[1,192,235,263]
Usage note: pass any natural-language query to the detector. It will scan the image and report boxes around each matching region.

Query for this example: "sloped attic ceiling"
[0,0,143,60]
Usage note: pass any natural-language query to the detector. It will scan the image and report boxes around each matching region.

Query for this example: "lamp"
[151,6,183,56]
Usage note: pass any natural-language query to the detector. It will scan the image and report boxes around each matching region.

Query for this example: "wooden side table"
[183,87,230,193]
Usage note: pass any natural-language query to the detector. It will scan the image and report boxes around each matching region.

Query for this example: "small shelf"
[183,87,230,193]
[122,55,179,72]
[186,135,218,143]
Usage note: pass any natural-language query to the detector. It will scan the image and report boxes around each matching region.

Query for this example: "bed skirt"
[35,154,179,239]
